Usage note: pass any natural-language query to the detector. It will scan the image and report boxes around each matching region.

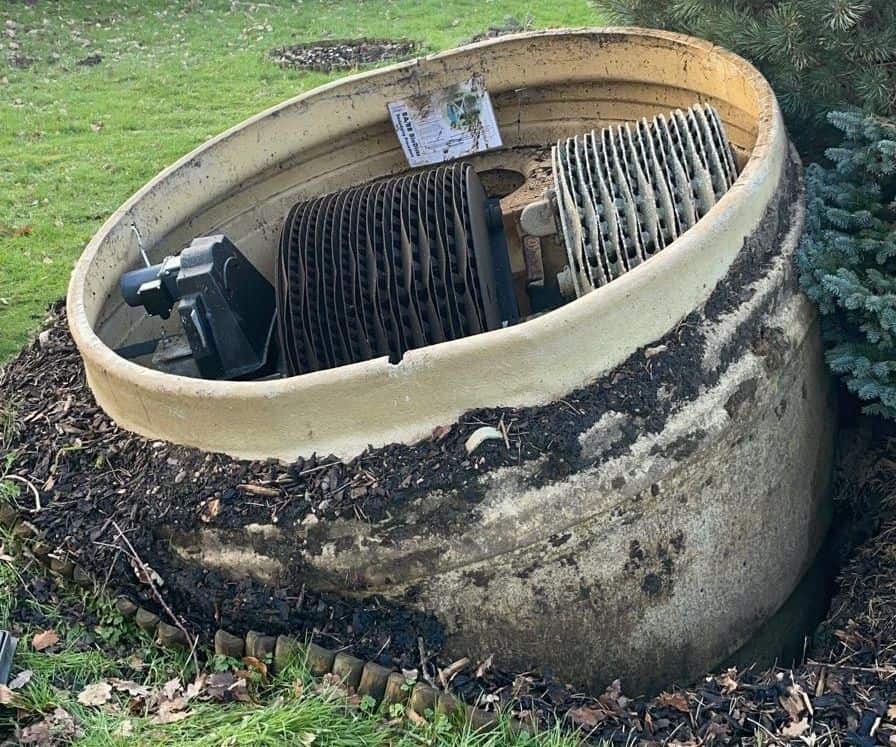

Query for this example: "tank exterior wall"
[67,28,791,462]
[167,151,837,692]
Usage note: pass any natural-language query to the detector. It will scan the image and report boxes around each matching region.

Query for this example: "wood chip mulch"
[269,38,418,72]
[3,305,896,744]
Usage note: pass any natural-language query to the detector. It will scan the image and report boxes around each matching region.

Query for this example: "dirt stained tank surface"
[52,28,835,692]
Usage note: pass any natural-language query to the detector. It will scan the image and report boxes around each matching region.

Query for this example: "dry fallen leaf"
[780,682,813,721]
[77,681,113,707]
[152,697,192,725]
[238,484,279,497]
[717,668,738,695]
[431,424,451,440]
[780,717,810,738]
[206,672,251,703]
[242,655,268,678]
[657,691,690,713]
[475,655,493,679]
[20,707,78,744]
[130,557,164,587]
[8,669,32,690]
[109,678,150,697]
[31,629,60,651]
[185,673,206,701]
[0,685,19,706]
[568,705,606,728]
[13,224,32,237]
[438,657,469,688]
[114,720,134,738]
[162,677,181,700]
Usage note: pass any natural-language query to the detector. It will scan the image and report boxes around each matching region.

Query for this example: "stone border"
[0,494,523,735]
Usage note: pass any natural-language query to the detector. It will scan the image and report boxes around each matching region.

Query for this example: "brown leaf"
[206,672,251,703]
[152,697,192,725]
[77,681,113,706]
[20,708,78,744]
[717,668,738,695]
[109,678,150,697]
[780,682,813,721]
[598,679,630,712]
[162,677,181,700]
[657,691,690,713]
[242,656,268,678]
[31,629,60,651]
[13,224,32,237]
[431,424,451,440]
[129,557,164,587]
[780,717,810,738]
[126,654,145,671]
[438,657,469,688]
[114,720,135,738]
[206,671,237,699]
[185,673,206,701]
[568,705,606,728]
[0,684,19,706]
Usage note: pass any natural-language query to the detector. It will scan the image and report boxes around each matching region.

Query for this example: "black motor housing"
[119,235,276,380]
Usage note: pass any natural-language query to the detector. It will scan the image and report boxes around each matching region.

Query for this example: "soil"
[466,17,533,44]
[4,413,896,746]
[269,38,418,72]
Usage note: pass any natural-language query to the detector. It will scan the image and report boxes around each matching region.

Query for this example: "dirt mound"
[269,39,418,72]
[4,303,896,741]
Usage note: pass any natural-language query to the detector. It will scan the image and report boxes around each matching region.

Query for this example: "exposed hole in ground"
[269,38,419,72]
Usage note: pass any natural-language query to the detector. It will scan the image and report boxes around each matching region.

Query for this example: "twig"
[498,417,510,450]
[3,474,41,511]
[298,461,342,476]
[111,521,198,671]
[418,636,437,688]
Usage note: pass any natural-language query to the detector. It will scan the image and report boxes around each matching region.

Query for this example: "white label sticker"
[388,75,502,167]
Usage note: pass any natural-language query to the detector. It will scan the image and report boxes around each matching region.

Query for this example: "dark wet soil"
[269,38,418,72]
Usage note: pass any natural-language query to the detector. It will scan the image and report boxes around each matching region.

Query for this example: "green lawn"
[0,0,600,361]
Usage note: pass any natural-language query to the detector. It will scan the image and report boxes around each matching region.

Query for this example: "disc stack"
[553,103,739,297]
[275,163,501,376]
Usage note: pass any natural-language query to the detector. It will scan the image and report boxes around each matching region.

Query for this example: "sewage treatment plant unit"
[66,29,834,692]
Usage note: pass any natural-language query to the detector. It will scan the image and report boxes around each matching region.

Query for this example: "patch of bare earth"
[268,38,418,72]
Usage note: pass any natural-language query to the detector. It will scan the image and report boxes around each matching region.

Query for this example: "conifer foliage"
[604,0,895,133]
[798,111,896,417]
